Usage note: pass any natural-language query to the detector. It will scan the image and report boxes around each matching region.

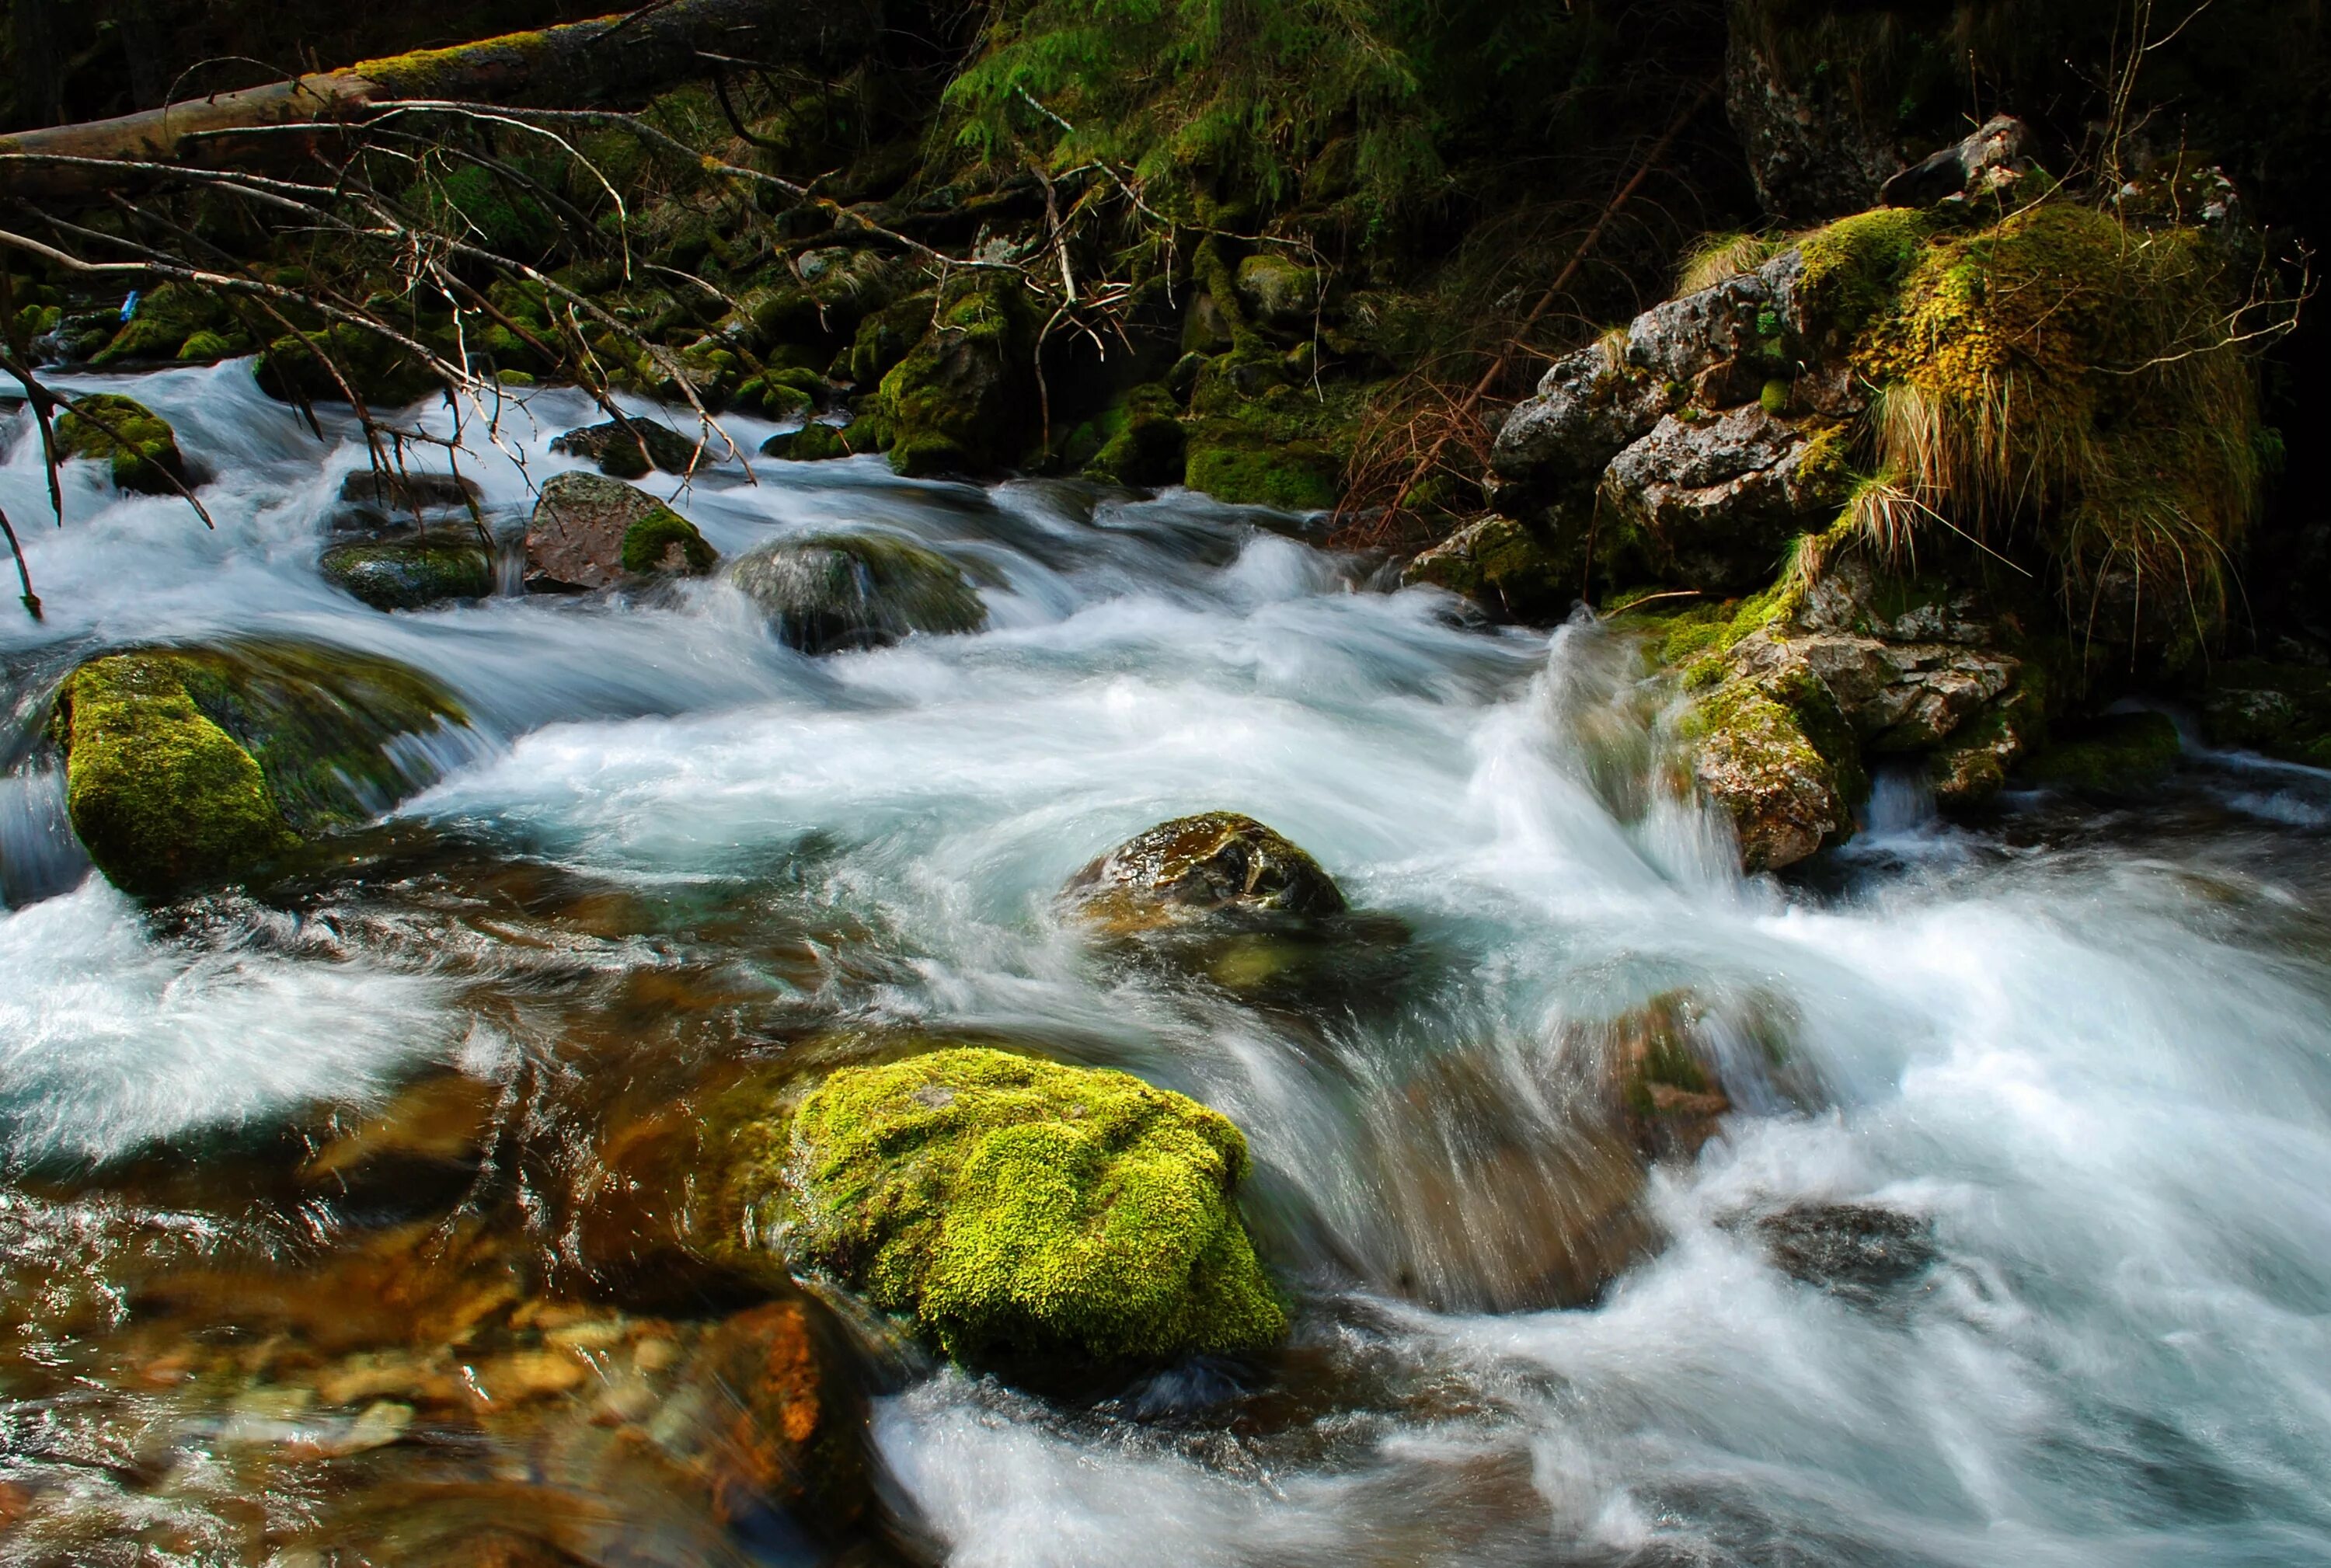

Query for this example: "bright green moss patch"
[618,507,716,575]
[768,1047,1286,1371]
[55,394,184,495]
[57,654,297,899]
[1796,207,1939,342]
[1183,423,1338,511]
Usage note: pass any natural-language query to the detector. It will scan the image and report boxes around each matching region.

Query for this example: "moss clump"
[618,507,717,576]
[2022,709,2181,792]
[1183,421,1338,510]
[1077,384,1187,486]
[876,277,1037,476]
[177,330,247,362]
[57,654,298,898]
[92,284,224,367]
[1796,207,1939,343]
[730,533,985,653]
[763,423,853,462]
[320,538,493,611]
[768,1047,1286,1371]
[55,394,185,495]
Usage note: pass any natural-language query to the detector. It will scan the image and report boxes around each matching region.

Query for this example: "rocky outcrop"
[1723,3,1904,222]
[1601,407,1852,593]
[53,640,467,897]
[524,472,714,592]
[747,1046,1286,1375]
[730,533,986,653]
[874,274,1039,476]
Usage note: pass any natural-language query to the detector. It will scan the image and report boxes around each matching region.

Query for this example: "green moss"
[55,394,183,495]
[57,654,297,899]
[618,507,717,576]
[176,330,246,362]
[876,276,1036,476]
[1082,384,1186,486]
[257,324,438,409]
[1760,378,1792,416]
[2023,710,2182,791]
[764,1047,1286,1371]
[320,538,493,611]
[424,164,556,258]
[765,422,853,462]
[92,284,223,366]
[1183,423,1338,510]
[1796,207,1939,342]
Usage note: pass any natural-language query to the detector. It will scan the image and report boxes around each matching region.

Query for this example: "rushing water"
[4,365,2331,1566]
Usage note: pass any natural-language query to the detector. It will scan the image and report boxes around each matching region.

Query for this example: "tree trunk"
[0,0,874,197]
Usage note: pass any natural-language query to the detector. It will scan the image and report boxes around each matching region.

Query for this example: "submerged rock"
[322,537,493,611]
[1749,1202,1939,1305]
[753,1046,1285,1373]
[730,532,984,653]
[550,419,709,479]
[333,467,482,532]
[524,472,714,592]
[1062,812,1346,934]
[53,641,468,897]
[56,393,186,494]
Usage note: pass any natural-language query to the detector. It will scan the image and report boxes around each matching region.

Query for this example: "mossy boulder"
[754,1047,1286,1373]
[1069,383,1186,487]
[91,284,227,367]
[257,324,439,409]
[54,642,466,897]
[875,276,1038,476]
[1063,813,1346,934]
[549,420,709,479]
[56,394,186,495]
[524,472,714,591]
[760,423,855,462]
[2021,709,2182,792]
[1183,420,1339,512]
[730,533,985,653]
[321,537,494,611]
[1232,253,1323,328]
[1681,671,1860,873]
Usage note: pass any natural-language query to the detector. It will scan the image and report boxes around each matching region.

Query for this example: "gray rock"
[730,532,984,653]
[1723,19,1904,222]
[1882,116,2037,209]
[321,537,494,612]
[549,420,708,479]
[1600,407,1837,593]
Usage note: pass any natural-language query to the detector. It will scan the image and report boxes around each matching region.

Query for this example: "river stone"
[56,393,186,494]
[550,419,708,479]
[322,537,493,611]
[54,641,468,898]
[1750,1202,1938,1305]
[730,532,984,653]
[682,1299,871,1531]
[754,1046,1285,1374]
[1062,812,1347,935]
[524,472,714,592]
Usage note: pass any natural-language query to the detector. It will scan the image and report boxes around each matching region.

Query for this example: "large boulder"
[53,641,467,897]
[730,533,985,653]
[524,472,714,592]
[1723,8,1904,222]
[56,394,186,494]
[751,1047,1286,1374]
[1061,812,1346,935]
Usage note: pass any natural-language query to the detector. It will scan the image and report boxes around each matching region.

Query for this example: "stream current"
[2,364,2330,1565]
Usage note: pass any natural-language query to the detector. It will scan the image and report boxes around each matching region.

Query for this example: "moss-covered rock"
[730,533,984,653]
[1402,515,1571,622]
[761,423,855,462]
[1072,383,1186,486]
[320,537,494,611]
[1680,671,1859,873]
[549,420,709,479]
[1183,420,1339,511]
[54,642,466,897]
[2021,709,2182,792]
[525,472,713,591]
[754,1047,1285,1372]
[92,284,228,367]
[1233,253,1323,327]
[55,394,186,495]
[1063,813,1346,934]
[257,324,439,409]
[875,276,1037,476]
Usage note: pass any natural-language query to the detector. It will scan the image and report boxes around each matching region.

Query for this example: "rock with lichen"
[53,641,467,897]
[524,472,714,592]
[730,533,985,653]
[873,274,1038,476]
[741,1046,1285,1375]
[56,393,187,495]
[1402,515,1570,622]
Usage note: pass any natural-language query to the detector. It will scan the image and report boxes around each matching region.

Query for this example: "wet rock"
[1596,990,1740,1161]
[1183,417,1340,512]
[2021,710,2182,792]
[336,467,483,524]
[758,422,855,462]
[1401,515,1570,622]
[1600,408,1849,594]
[523,472,714,592]
[2194,660,2331,767]
[747,1046,1285,1374]
[683,1300,870,1534]
[53,639,468,897]
[1062,812,1346,935]
[257,323,438,409]
[1729,627,2020,754]
[549,420,708,479]
[56,393,187,494]
[730,532,985,653]
[1072,383,1186,487]
[1751,1201,1938,1305]
[321,538,493,612]
[1681,673,1859,873]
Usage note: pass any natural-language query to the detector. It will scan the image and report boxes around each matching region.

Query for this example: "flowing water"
[3,366,2331,1566]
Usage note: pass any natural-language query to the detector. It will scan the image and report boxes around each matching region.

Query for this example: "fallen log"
[0,0,873,198]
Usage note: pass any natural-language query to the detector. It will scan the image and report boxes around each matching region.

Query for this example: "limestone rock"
[1600,407,1846,594]
[1723,14,1904,222]
[1682,674,1855,873]
[524,472,713,592]
[1401,514,1571,622]
[730,533,985,653]
[1062,812,1347,934]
